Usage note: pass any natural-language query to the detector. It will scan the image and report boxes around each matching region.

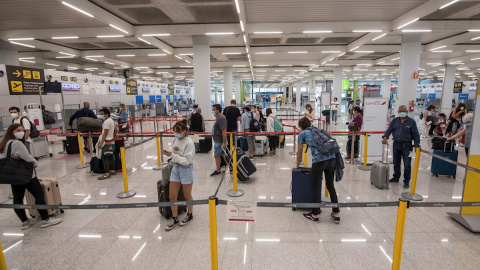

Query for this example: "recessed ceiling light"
[397,18,419,29]
[9,41,35,48]
[109,24,129,34]
[288,51,308,54]
[353,30,382,33]
[222,52,242,55]
[439,0,460,9]
[302,30,332,33]
[402,29,432,32]
[117,54,135,57]
[205,32,234,35]
[142,33,171,37]
[255,52,274,54]
[96,35,124,38]
[62,2,94,18]
[85,55,104,58]
[52,36,79,39]
[253,31,283,34]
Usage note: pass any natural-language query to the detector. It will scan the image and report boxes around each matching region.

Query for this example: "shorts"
[214,142,223,157]
[170,163,194,185]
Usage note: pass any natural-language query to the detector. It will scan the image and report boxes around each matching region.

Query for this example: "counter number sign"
[61,76,68,81]
[6,65,45,95]
[453,82,463,93]
[126,79,138,95]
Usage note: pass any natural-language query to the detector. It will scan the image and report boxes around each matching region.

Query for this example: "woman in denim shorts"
[162,119,196,231]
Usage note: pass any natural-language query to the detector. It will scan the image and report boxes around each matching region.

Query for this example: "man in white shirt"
[97,108,117,180]
[331,97,340,124]
[9,107,32,151]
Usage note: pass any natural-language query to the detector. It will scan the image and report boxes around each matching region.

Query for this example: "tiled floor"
[1,104,479,270]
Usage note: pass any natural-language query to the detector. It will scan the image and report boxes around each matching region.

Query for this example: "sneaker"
[403,183,410,189]
[21,217,38,230]
[98,174,111,180]
[180,214,194,226]
[41,217,62,228]
[210,171,221,177]
[109,171,117,176]
[389,178,399,183]
[303,213,319,222]
[165,218,179,231]
[345,155,351,160]
[331,212,340,224]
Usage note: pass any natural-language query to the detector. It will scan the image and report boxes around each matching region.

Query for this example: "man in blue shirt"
[382,105,421,189]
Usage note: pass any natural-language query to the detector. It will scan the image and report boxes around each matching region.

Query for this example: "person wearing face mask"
[446,103,467,135]
[9,107,32,151]
[382,105,421,189]
[97,108,117,180]
[331,97,340,124]
[0,124,62,229]
[162,119,195,231]
[210,104,227,176]
[447,113,473,156]
[68,102,98,152]
[22,105,29,118]
[434,113,447,137]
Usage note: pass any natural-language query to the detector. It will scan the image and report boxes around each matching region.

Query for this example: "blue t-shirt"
[298,129,335,164]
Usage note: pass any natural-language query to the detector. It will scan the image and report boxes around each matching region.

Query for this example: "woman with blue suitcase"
[447,113,473,156]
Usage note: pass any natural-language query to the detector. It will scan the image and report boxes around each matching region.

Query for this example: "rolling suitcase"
[223,147,257,181]
[90,157,105,174]
[198,136,212,153]
[370,144,390,189]
[63,136,79,154]
[114,139,124,172]
[25,178,63,217]
[291,167,322,211]
[255,136,268,156]
[431,149,458,178]
[238,137,249,152]
[157,167,187,219]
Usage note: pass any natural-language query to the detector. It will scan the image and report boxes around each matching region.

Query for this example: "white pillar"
[441,64,456,114]
[296,80,302,110]
[459,74,468,81]
[382,75,392,100]
[332,66,343,101]
[0,48,19,66]
[234,76,241,103]
[397,33,422,114]
[223,66,233,106]
[193,36,212,119]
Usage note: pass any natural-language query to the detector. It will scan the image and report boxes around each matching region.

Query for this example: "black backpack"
[249,112,261,132]
[43,110,56,125]
[13,117,40,138]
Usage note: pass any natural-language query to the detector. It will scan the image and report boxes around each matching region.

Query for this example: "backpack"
[249,112,261,132]
[308,127,340,156]
[42,110,56,125]
[273,116,284,132]
[13,117,40,138]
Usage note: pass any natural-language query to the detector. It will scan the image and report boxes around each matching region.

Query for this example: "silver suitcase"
[370,143,389,189]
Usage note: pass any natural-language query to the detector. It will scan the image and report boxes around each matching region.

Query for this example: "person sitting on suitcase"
[97,109,117,180]
[293,117,340,224]
[162,119,195,231]
[382,105,421,189]
[68,102,98,152]
[0,123,62,229]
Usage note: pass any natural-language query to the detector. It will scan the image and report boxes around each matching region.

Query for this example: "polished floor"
[0,104,479,270]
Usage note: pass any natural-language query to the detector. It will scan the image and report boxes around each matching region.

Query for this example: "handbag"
[102,140,115,156]
[0,142,34,185]
[431,137,455,152]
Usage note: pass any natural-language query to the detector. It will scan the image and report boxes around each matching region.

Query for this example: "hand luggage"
[291,167,322,211]
[370,144,390,189]
[431,149,458,178]
[157,167,187,219]
[63,135,80,154]
[223,147,257,182]
[255,136,268,156]
[276,135,285,148]
[77,117,103,132]
[90,156,105,174]
[198,136,212,153]
[431,137,455,152]
[25,178,63,217]
[42,110,56,125]
[238,137,249,152]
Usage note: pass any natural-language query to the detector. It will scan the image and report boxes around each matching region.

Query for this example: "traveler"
[163,119,195,231]
[22,105,29,118]
[348,101,354,119]
[118,103,129,132]
[294,117,340,223]
[265,108,277,156]
[345,106,363,160]
[41,105,56,125]
[68,102,98,152]
[446,103,467,135]
[187,104,198,122]
[447,113,473,156]
[304,104,315,120]
[423,105,437,136]
[434,113,447,137]
[240,106,257,159]
[97,108,117,180]
[0,123,62,229]
[355,97,361,106]
[210,104,227,176]
[223,100,241,148]
[9,107,32,151]
[331,97,340,123]
[189,107,205,132]
[382,105,421,189]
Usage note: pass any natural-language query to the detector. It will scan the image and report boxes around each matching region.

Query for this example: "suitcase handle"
[382,142,389,164]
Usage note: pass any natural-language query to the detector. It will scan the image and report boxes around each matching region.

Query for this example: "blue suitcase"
[238,137,249,152]
[291,167,322,211]
[431,149,458,178]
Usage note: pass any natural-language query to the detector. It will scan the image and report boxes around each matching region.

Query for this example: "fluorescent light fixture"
[440,0,459,9]
[67,66,78,69]
[46,63,59,66]
[471,36,480,41]
[471,58,480,61]
[3,233,24,236]
[180,66,193,68]
[157,66,171,68]
[288,51,308,54]
[147,54,166,57]
[372,33,387,41]
[137,37,151,45]
[240,20,245,32]
[84,68,98,70]
[205,32,234,35]
[19,57,35,60]
[109,24,129,34]
[391,57,400,61]
[235,0,240,13]
[432,50,452,53]
[52,36,78,39]
[275,70,286,72]
[179,53,193,56]
[176,71,187,74]
[78,234,102,238]
[255,65,269,66]
[85,55,104,58]
[233,65,247,67]
[402,29,432,32]
[353,30,382,33]
[279,65,292,66]
[255,52,274,54]
[354,51,375,53]
[96,35,124,38]
[117,54,135,57]
[8,38,34,41]
[132,242,147,261]
[303,30,332,33]
[62,2,94,17]
[253,31,283,34]
[243,34,247,44]
[9,41,35,48]
[397,18,419,29]
[431,45,447,51]
[56,56,74,59]
[222,52,242,55]
[349,46,359,52]
[321,51,341,53]
[142,33,170,37]
[135,67,148,69]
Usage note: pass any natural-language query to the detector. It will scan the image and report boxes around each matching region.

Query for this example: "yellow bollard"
[156,134,161,167]
[230,134,233,152]
[233,146,238,192]
[77,133,85,166]
[410,148,421,196]
[325,185,329,197]
[116,147,136,198]
[392,199,408,270]
[208,196,219,270]
[0,238,7,270]
[303,144,307,167]
[363,133,368,167]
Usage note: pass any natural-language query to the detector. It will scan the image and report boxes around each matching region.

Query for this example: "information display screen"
[109,85,121,92]
[61,83,80,91]
[142,87,150,93]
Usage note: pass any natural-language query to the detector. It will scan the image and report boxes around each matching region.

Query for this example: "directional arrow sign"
[13,70,21,77]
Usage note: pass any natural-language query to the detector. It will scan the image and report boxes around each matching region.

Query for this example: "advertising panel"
[363,98,389,163]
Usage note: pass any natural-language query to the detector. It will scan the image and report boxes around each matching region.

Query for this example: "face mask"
[10,113,18,118]
[14,131,25,140]
[174,132,182,139]
[98,115,105,120]
[460,107,465,110]
[399,112,407,118]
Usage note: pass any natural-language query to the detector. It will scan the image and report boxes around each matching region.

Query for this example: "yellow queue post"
[75,133,88,169]
[208,196,219,270]
[303,144,307,167]
[392,199,409,270]
[227,133,244,197]
[0,238,7,270]
[401,147,423,201]
[230,133,233,152]
[363,133,368,167]
[116,147,136,198]
[153,134,163,170]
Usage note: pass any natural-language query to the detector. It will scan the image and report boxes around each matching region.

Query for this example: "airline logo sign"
[364,100,387,106]
[6,65,45,95]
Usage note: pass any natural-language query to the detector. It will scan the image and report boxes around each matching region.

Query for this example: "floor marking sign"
[227,201,256,222]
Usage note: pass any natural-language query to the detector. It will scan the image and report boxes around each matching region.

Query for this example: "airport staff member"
[68,102,98,152]
[382,105,420,189]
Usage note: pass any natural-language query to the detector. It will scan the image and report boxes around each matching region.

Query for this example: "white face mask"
[14,131,25,140]
[460,107,465,110]
[10,113,18,118]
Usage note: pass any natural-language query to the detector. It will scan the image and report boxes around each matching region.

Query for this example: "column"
[441,64,456,114]
[223,66,233,105]
[397,33,422,114]
[332,66,343,101]
[460,74,468,81]
[296,80,302,110]
[234,76,241,104]
[0,47,19,66]
[193,36,212,119]
[382,75,392,100]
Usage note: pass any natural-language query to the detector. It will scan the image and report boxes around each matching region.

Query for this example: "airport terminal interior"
[1,0,480,269]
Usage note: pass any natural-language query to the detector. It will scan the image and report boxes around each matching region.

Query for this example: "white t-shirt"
[101,118,115,141]
[14,117,32,142]
[331,101,340,110]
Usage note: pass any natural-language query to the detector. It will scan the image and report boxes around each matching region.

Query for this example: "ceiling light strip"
[62,2,94,18]
[397,18,419,30]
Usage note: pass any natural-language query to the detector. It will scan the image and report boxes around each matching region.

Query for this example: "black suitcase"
[157,167,187,219]
[90,156,105,174]
[223,147,257,181]
[64,136,79,154]
[198,136,212,153]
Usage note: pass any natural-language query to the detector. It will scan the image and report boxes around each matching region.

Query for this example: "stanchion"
[209,196,219,270]
[117,147,136,198]
[227,135,244,197]
[229,133,233,152]
[303,144,307,167]
[289,133,298,155]
[401,147,423,201]
[153,134,164,170]
[358,133,372,171]
[0,238,7,270]
[75,134,88,169]
[392,199,409,270]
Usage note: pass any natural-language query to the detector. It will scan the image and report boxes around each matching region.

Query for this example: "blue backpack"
[249,112,261,132]
[308,127,340,156]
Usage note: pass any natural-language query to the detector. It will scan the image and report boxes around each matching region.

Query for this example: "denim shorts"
[213,142,223,157]
[170,163,194,185]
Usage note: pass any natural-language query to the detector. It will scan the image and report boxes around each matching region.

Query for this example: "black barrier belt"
[410,201,480,208]
[420,149,480,174]
[256,201,400,208]
[0,200,209,210]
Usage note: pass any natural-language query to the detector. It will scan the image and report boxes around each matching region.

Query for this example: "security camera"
[84,78,89,83]
[46,75,52,81]
[0,70,5,77]
[101,79,105,84]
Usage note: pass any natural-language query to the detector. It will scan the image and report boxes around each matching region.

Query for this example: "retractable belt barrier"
[420,148,480,174]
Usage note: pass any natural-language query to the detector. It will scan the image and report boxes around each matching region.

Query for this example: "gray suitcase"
[370,144,389,189]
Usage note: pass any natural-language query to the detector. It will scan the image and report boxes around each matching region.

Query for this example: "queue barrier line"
[420,149,480,174]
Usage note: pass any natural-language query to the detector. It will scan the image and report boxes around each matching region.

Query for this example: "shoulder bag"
[0,142,34,185]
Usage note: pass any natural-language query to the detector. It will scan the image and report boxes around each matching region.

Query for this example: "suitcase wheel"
[292,208,296,211]
[453,175,456,179]
[435,174,439,177]
[60,210,64,214]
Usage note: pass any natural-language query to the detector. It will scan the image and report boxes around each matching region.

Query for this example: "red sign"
[413,73,419,79]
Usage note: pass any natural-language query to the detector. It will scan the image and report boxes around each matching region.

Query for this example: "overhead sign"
[453,82,463,93]
[458,93,469,100]
[156,95,162,103]
[227,201,256,222]
[126,79,138,95]
[6,65,45,95]
[61,76,68,81]
[70,77,77,82]
[135,95,144,104]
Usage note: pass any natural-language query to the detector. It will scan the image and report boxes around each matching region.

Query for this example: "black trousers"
[311,159,339,214]
[101,153,115,173]
[11,177,49,221]
[268,136,277,151]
